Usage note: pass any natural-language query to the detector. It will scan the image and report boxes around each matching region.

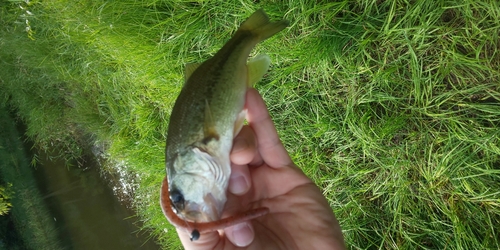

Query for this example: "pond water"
[33,151,160,250]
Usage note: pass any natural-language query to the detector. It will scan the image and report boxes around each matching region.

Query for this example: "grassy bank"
[1,0,499,249]
[0,108,62,249]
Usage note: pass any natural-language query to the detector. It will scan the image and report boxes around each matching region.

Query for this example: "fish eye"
[170,189,185,211]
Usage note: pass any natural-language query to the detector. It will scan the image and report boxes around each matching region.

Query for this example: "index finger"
[245,88,292,168]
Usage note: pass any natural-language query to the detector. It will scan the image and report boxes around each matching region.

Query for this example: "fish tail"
[239,9,289,42]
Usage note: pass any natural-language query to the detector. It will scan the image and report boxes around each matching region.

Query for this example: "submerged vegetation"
[1,0,499,249]
[0,108,62,249]
[0,183,12,216]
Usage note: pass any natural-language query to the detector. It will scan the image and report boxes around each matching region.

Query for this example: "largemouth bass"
[160,9,288,240]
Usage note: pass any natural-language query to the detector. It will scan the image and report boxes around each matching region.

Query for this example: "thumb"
[177,229,221,249]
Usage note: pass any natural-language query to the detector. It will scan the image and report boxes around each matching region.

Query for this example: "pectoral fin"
[247,54,270,87]
[203,100,220,144]
[233,110,247,137]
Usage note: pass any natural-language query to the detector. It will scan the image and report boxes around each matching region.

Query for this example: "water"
[33,151,160,250]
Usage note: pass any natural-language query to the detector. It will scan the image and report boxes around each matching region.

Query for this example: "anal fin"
[247,54,270,87]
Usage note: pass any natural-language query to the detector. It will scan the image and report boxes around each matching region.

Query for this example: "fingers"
[230,125,259,165]
[224,221,255,247]
[230,125,260,195]
[228,164,250,195]
[176,229,220,250]
[245,88,293,168]
[177,222,255,248]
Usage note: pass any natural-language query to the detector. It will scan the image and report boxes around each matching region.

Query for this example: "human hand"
[176,88,345,249]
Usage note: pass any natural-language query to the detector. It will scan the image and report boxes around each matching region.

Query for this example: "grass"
[1,0,499,249]
[0,108,63,249]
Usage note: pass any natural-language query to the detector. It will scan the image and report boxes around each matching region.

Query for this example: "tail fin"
[239,9,289,42]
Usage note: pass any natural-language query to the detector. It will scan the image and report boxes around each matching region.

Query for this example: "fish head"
[168,147,228,222]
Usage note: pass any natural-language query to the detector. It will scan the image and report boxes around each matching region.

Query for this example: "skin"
[176,88,346,249]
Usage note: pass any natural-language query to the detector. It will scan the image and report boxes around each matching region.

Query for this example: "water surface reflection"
[34,151,160,250]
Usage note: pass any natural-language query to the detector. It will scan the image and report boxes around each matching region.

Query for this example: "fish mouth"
[179,193,222,222]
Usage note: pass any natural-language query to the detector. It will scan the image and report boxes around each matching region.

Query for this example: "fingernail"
[232,138,248,153]
[232,222,254,247]
[229,174,248,195]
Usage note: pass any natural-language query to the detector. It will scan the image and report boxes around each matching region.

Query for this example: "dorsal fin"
[184,63,201,82]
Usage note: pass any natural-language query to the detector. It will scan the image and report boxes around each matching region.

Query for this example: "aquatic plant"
[0,183,13,216]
